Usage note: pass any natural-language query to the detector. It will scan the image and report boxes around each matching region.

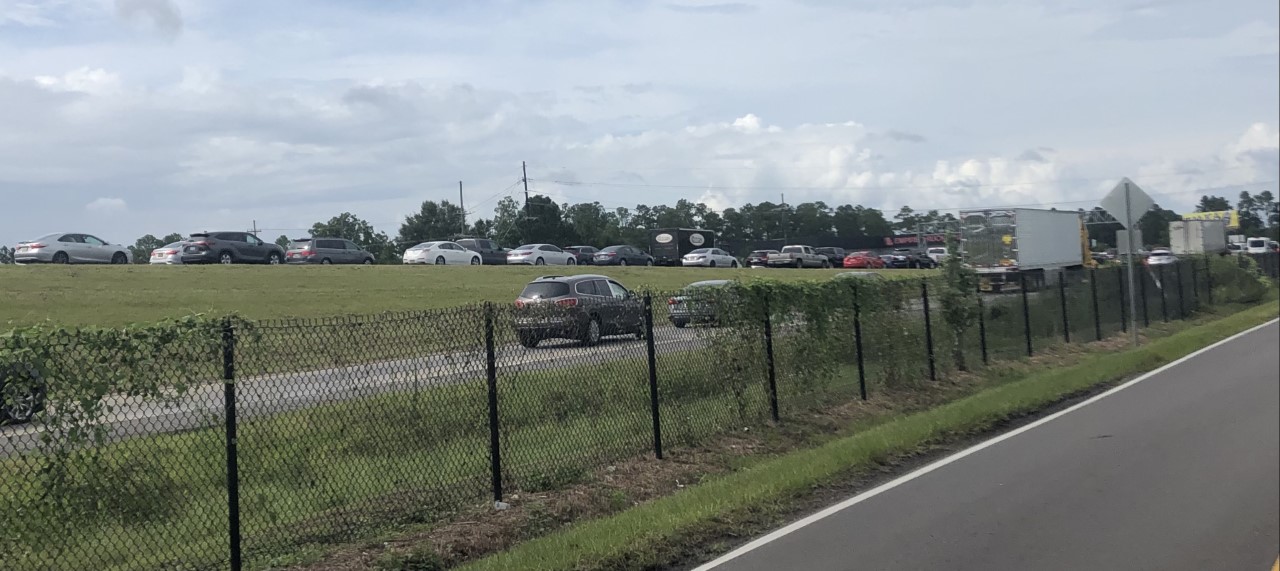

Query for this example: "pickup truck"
[766,245,831,268]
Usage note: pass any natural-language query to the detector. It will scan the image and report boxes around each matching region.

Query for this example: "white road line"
[692,318,1280,571]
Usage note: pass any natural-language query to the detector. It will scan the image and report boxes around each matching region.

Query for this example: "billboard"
[1181,210,1239,229]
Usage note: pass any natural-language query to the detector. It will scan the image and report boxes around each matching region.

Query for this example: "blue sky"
[0,0,1276,245]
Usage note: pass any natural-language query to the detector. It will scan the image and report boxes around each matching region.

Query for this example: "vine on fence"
[938,234,980,372]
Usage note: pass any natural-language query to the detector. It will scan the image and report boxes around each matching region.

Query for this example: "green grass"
[459,301,1279,571]
[0,265,931,327]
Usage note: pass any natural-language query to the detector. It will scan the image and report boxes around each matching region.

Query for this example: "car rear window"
[575,280,600,296]
[1248,239,1266,248]
[781,246,803,253]
[520,282,570,299]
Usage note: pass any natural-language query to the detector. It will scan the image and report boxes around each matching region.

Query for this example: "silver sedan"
[149,242,188,265]
[14,233,132,264]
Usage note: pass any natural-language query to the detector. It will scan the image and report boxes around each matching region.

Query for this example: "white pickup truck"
[766,245,830,268]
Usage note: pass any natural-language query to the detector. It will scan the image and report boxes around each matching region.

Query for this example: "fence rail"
[0,254,1275,571]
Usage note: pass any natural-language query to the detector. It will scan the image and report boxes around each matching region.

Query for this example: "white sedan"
[682,248,739,268]
[402,241,482,265]
[149,241,188,265]
[507,244,577,265]
[1144,249,1177,267]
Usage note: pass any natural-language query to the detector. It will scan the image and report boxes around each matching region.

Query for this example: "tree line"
[0,190,1274,265]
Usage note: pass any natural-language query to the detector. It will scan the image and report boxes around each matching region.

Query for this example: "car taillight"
[28,243,46,249]
[514,300,525,308]
[668,298,677,305]
[555,298,578,308]
[606,252,617,256]
[511,251,528,255]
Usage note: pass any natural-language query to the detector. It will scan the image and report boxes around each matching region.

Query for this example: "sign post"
[1100,177,1154,346]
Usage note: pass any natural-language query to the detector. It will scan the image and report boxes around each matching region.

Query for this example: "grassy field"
[0,265,929,327]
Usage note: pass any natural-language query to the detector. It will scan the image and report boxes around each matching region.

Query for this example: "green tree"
[789,201,834,238]
[274,235,291,249]
[562,201,619,246]
[0,245,12,264]
[833,205,892,239]
[1195,195,1231,212]
[517,195,571,245]
[1236,191,1265,237]
[938,233,979,371]
[1137,204,1180,247]
[128,235,167,263]
[491,196,523,247]
[399,200,466,246]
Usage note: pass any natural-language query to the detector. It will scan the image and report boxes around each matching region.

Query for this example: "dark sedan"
[593,245,653,266]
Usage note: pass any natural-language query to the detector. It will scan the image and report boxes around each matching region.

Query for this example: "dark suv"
[814,247,847,266]
[456,238,507,265]
[513,275,644,348]
[563,246,599,265]
[182,232,285,265]
[286,237,375,265]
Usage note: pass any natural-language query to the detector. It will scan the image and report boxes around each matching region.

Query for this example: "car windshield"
[928,248,945,254]
[1150,251,1171,257]
[519,282,570,299]
[749,250,776,256]
[689,248,711,254]
[1247,239,1266,247]
[600,246,625,252]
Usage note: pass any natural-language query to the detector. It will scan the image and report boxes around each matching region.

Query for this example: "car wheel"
[268,252,283,265]
[219,251,235,265]
[52,251,69,264]
[471,257,481,265]
[709,260,716,268]
[518,332,540,348]
[619,259,627,266]
[1,368,44,424]
[822,260,831,268]
[111,252,128,264]
[795,259,803,269]
[535,257,545,266]
[363,258,374,265]
[646,259,653,266]
[321,258,332,265]
[580,316,602,347]
[435,256,446,265]
[731,260,739,268]
[672,320,687,329]
[567,257,577,266]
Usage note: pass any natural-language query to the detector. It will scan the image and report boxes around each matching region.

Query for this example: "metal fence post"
[921,280,936,381]
[1175,261,1186,318]
[483,303,503,503]
[1020,273,1033,357]
[1139,267,1150,328]
[1118,265,1127,334]
[1157,265,1168,323]
[1204,256,1213,305]
[1058,271,1070,343]
[977,296,989,365]
[642,294,663,460]
[1090,269,1102,341]
[852,283,868,401]
[762,293,780,422]
[221,318,242,571]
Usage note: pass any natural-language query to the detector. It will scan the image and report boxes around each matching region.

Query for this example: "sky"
[0,0,1277,246]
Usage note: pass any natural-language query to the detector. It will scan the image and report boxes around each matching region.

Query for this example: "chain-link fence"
[1,255,1274,571]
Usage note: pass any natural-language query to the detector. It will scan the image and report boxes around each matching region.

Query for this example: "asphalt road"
[696,320,1280,571]
[0,324,715,455]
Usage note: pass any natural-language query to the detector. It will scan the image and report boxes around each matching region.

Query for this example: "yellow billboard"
[1181,210,1239,229]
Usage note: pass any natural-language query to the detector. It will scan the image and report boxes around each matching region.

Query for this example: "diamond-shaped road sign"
[1099,177,1154,229]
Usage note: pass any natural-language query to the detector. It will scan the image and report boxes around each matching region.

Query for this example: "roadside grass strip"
[461,301,1279,571]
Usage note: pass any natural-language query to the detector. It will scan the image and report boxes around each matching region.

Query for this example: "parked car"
[1144,249,1177,266]
[746,249,778,268]
[14,233,132,264]
[0,363,44,424]
[593,245,653,266]
[563,246,599,265]
[926,247,948,263]
[403,241,483,265]
[287,237,375,265]
[881,253,909,269]
[456,238,508,265]
[668,279,733,327]
[843,251,885,269]
[149,241,188,265]
[1245,237,1270,254]
[814,247,847,267]
[681,248,739,268]
[508,244,577,266]
[895,248,938,269]
[766,245,830,268]
[181,232,284,265]
[513,274,644,347]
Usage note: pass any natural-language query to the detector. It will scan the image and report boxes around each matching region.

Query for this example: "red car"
[843,251,885,269]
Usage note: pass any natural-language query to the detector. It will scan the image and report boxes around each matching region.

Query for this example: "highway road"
[0,325,714,455]
[695,320,1280,571]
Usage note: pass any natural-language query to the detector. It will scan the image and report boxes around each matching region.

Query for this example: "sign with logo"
[1181,210,1239,229]
[882,234,945,246]
[688,233,706,246]
[654,233,674,244]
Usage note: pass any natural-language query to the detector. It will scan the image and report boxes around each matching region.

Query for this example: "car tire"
[471,257,481,265]
[731,260,739,268]
[619,259,627,266]
[822,260,831,269]
[363,258,374,265]
[219,251,235,265]
[580,316,602,347]
[672,320,687,329]
[795,259,803,269]
[52,251,69,264]
[518,332,540,348]
[567,257,577,266]
[268,252,283,265]
[435,256,446,265]
[111,252,128,264]
[0,366,44,424]
[646,259,653,266]
[321,258,332,265]
[709,260,716,268]
[535,258,545,266]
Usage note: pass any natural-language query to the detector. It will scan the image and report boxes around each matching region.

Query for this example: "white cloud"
[86,197,127,213]
[33,67,122,95]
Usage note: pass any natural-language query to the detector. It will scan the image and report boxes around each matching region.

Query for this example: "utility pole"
[459,181,466,236]
[522,161,530,214]
[1123,181,1139,346]
[781,193,788,243]
[250,220,258,237]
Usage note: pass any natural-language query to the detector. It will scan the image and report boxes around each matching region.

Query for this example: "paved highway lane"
[0,325,713,455]
[697,321,1280,571]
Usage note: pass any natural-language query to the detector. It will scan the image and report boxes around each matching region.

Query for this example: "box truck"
[959,208,1086,292]
[1168,219,1227,256]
